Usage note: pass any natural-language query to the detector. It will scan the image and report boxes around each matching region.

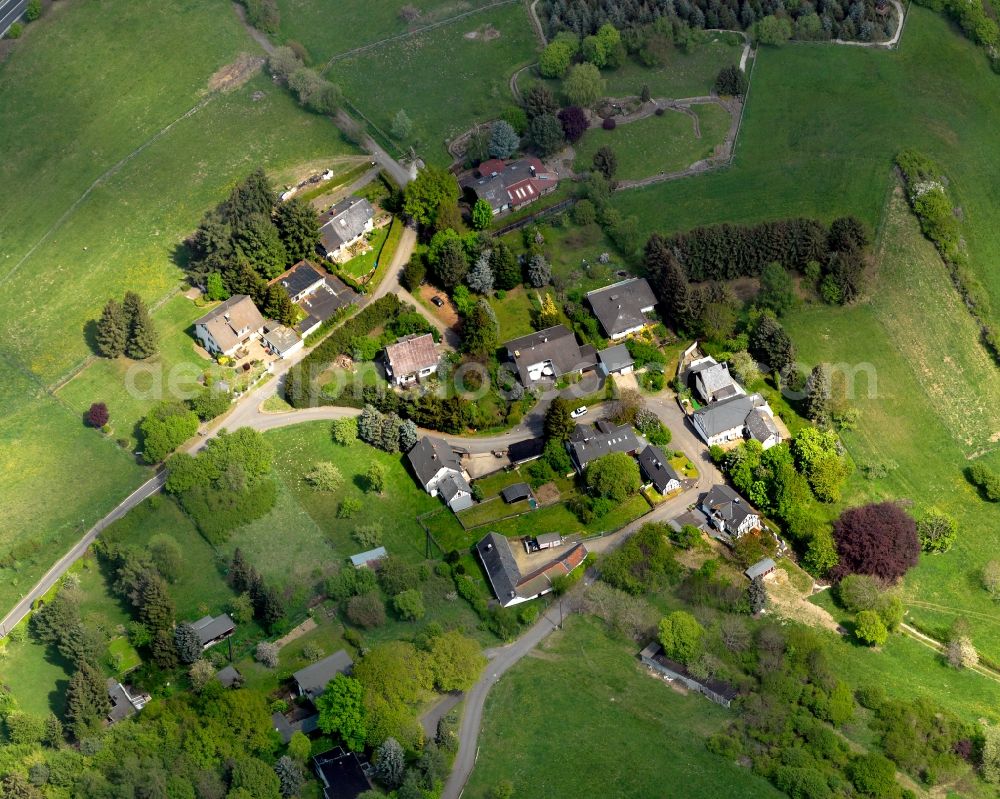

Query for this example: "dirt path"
[900,623,1000,685]
[524,0,546,45]
[274,617,317,649]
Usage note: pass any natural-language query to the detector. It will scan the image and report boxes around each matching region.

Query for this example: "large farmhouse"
[194,295,266,357]
[384,333,439,386]
[691,393,780,449]
[461,157,558,215]
[476,531,588,607]
[406,436,474,512]
[503,324,596,387]
[318,196,375,261]
[586,278,658,340]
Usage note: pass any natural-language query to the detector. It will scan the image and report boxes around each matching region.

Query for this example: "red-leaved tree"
[87,402,109,428]
[832,502,919,582]
[557,106,589,143]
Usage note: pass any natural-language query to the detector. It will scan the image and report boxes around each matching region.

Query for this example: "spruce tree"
[126,300,159,360]
[95,298,128,358]
[264,284,296,326]
[65,660,110,740]
[152,628,179,669]
[275,197,321,262]
[139,573,175,632]
[490,241,521,290]
[645,234,690,331]
[174,623,203,664]
[804,364,831,424]
[42,713,64,748]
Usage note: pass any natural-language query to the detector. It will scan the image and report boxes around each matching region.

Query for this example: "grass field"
[327,2,538,164]
[275,0,504,65]
[0,0,360,614]
[782,193,1000,663]
[489,286,537,339]
[465,615,784,799]
[610,9,1000,326]
[574,103,731,180]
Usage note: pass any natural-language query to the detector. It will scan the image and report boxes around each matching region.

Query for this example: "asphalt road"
[0,0,26,36]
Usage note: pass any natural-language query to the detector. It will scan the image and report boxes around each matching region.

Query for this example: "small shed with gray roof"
[744,557,777,581]
[597,344,635,376]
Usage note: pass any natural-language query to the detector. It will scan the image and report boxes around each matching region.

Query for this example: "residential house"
[637,444,682,494]
[701,484,761,540]
[269,260,359,338]
[273,707,320,744]
[586,278,658,340]
[503,325,597,387]
[215,665,243,689]
[406,436,474,512]
[691,393,781,448]
[293,650,354,703]
[686,356,745,405]
[476,531,588,607]
[261,321,303,360]
[349,546,388,569]
[106,679,151,725]
[597,343,635,376]
[384,333,439,386]
[194,295,266,357]
[567,420,641,474]
[318,197,375,261]
[313,748,373,799]
[639,642,739,708]
[506,437,545,465]
[745,557,777,581]
[188,614,235,650]
[461,157,558,216]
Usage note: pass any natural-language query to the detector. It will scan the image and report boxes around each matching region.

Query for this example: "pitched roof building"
[406,436,474,512]
[461,157,558,215]
[349,546,388,569]
[597,343,635,376]
[691,393,780,448]
[272,260,328,303]
[639,642,739,708]
[384,333,439,386]
[503,324,597,386]
[293,650,355,703]
[567,420,641,473]
[194,295,266,357]
[637,444,682,494]
[319,197,375,260]
[296,273,358,337]
[188,614,235,649]
[106,679,151,725]
[701,484,761,540]
[688,357,745,405]
[586,278,658,339]
[475,532,588,607]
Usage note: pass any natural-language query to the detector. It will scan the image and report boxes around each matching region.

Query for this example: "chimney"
[486,543,493,551]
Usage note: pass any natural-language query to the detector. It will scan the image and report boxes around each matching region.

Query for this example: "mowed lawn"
[276,0,502,64]
[574,103,731,180]
[783,198,1000,662]
[327,2,538,164]
[611,8,1000,323]
[603,36,745,99]
[465,615,784,799]
[0,0,360,617]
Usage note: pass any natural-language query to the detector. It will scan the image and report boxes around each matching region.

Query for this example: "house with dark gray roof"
[461,157,558,215]
[319,197,375,261]
[506,437,545,465]
[476,532,588,607]
[503,325,597,387]
[597,344,635,376]
[567,420,641,473]
[106,679,150,725]
[637,444,682,494]
[586,278,657,340]
[701,484,761,540]
[267,260,359,338]
[314,747,372,799]
[686,356,745,405]
[293,650,354,703]
[406,436,473,512]
[189,614,235,649]
[691,393,780,448]
[272,260,328,303]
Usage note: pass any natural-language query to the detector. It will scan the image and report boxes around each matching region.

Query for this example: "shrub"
[967,462,1000,501]
[6,22,23,38]
[714,64,747,96]
[338,497,363,518]
[304,462,343,491]
[602,116,617,130]
[347,592,386,628]
[87,402,110,428]
[983,560,1000,600]
[353,523,383,549]
[392,589,425,621]
[255,642,279,668]
[854,610,888,647]
[916,510,957,554]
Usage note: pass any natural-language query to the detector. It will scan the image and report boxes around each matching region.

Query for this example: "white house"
[384,333,439,386]
[503,325,597,387]
[319,197,375,262]
[406,436,474,512]
[194,295,266,357]
[586,278,658,340]
[637,445,682,494]
[701,484,761,539]
[691,393,781,449]
[687,356,746,405]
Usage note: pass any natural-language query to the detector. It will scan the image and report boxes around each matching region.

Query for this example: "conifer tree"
[95,298,128,358]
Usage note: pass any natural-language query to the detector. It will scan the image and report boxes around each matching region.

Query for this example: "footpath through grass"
[465,614,784,799]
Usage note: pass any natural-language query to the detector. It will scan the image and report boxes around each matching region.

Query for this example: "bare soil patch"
[765,570,840,633]
[419,283,460,327]
[208,52,265,93]
[534,482,560,505]
[464,23,500,40]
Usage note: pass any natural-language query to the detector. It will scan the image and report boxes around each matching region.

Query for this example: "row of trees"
[267,45,342,116]
[186,169,318,326]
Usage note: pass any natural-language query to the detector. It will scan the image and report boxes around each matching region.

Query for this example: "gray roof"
[637,445,681,493]
[407,436,463,489]
[274,260,327,298]
[695,361,743,403]
[745,557,777,581]
[190,614,235,647]
[106,680,137,724]
[320,197,374,252]
[501,482,532,503]
[262,323,301,355]
[586,278,657,337]
[462,157,557,212]
[536,532,562,546]
[598,344,634,373]
[273,710,319,744]
[504,325,595,385]
[476,532,521,603]
[703,484,758,534]
[692,393,769,438]
[216,665,242,688]
[293,650,354,702]
[349,546,388,567]
[296,276,359,334]
[439,473,472,504]
[568,422,641,471]
[640,642,739,702]
[670,508,710,533]
[745,407,780,443]
[507,437,545,464]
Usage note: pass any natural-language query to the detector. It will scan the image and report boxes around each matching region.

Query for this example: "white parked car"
[570,406,588,418]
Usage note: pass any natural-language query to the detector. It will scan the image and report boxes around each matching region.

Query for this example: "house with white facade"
[194,295,266,357]
[701,484,761,539]
[691,393,781,449]
[319,197,375,261]
[384,333,439,386]
[406,436,474,512]
[687,356,746,405]
[637,444,682,494]
[503,325,597,387]
[586,278,658,340]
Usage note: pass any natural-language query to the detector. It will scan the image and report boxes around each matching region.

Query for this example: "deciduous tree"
[87,402,110,428]
[564,62,605,106]
[403,167,460,229]
[833,502,919,582]
[317,674,368,751]
[658,610,703,664]
[586,452,641,502]
[592,145,617,180]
